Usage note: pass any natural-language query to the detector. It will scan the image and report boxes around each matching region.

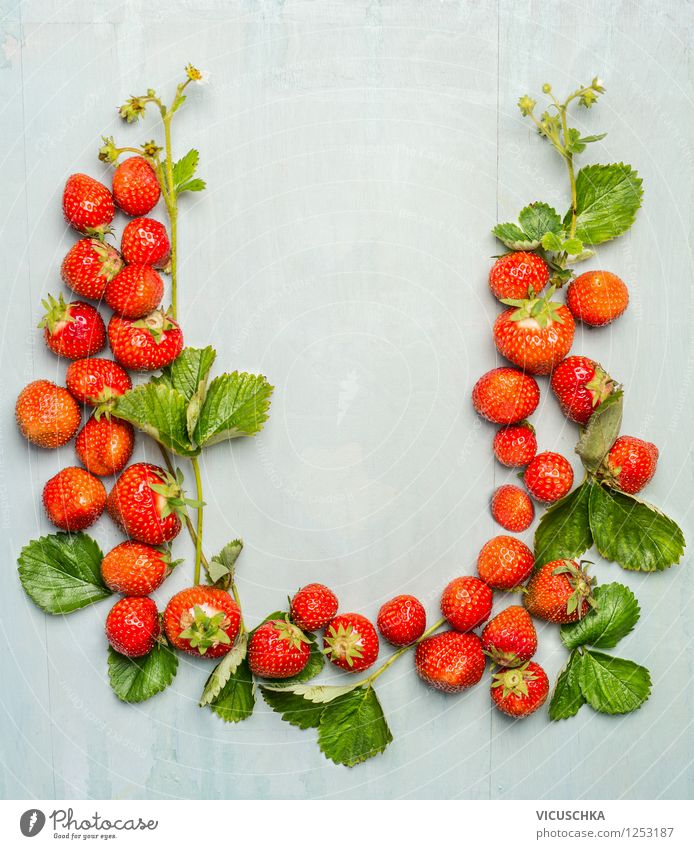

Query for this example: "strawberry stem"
[360,616,447,687]
[191,457,204,585]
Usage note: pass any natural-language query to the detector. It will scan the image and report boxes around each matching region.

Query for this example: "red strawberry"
[472,367,540,425]
[106,597,160,657]
[600,435,659,494]
[75,415,134,476]
[324,613,379,672]
[290,583,338,631]
[440,576,492,632]
[415,631,485,693]
[524,559,596,623]
[491,485,534,532]
[101,541,173,596]
[493,423,537,467]
[489,252,549,301]
[481,605,537,666]
[61,238,123,299]
[16,380,81,448]
[65,358,132,409]
[105,265,164,319]
[491,661,549,717]
[112,157,160,217]
[567,270,629,327]
[62,173,115,234]
[121,217,170,267]
[248,618,312,679]
[477,535,534,590]
[43,466,106,531]
[39,294,106,359]
[164,586,241,658]
[550,356,616,425]
[524,451,574,503]
[106,462,188,545]
[377,594,427,646]
[108,310,183,372]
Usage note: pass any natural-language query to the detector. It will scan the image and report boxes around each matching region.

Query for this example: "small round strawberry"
[524,559,596,624]
[440,576,492,632]
[106,462,186,545]
[493,423,537,467]
[567,270,629,327]
[164,586,241,658]
[524,451,574,503]
[16,380,81,448]
[324,613,379,672]
[489,251,549,301]
[105,264,164,319]
[248,617,312,679]
[600,435,659,494]
[377,595,427,647]
[61,238,123,299]
[43,466,106,531]
[112,157,160,216]
[63,173,115,234]
[65,358,132,409]
[491,484,534,532]
[108,310,183,372]
[121,217,170,267]
[290,583,339,631]
[491,661,549,717]
[101,541,172,596]
[39,294,106,359]
[550,356,616,425]
[415,631,486,693]
[481,605,537,667]
[75,415,134,476]
[472,367,540,425]
[477,535,534,590]
[106,597,160,658]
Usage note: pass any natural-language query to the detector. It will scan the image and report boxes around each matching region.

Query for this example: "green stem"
[360,616,447,687]
[557,105,578,239]
[191,457,204,585]
[161,111,179,317]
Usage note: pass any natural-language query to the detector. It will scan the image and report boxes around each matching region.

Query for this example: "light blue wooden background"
[1,0,692,800]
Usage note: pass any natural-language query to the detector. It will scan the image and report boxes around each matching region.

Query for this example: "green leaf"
[207,539,244,587]
[107,642,178,703]
[541,231,563,252]
[562,237,584,255]
[172,149,199,189]
[199,632,248,706]
[262,682,359,703]
[548,651,586,721]
[260,687,326,729]
[561,583,640,650]
[177,178,206,193]
[589,483,685,572]
[112,382,198,457]
[206,657,256,723]
[154,346,216,403]
[491,222,538,250]
[18,533,111,614]
[570,163,643,245]
[579,650,651,715]
[193,371,274,447]
[534,480,593,566]
[317,686,393,767]
[575,391,623,473]
[518,202,563,241]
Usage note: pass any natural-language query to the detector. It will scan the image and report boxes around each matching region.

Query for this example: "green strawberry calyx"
[552,559,598,617]
[501,285,566,329]
[485,645,523,667]
[323,622,364,667]
[38,293,74,335]
[585,363,616,408]
[491,662,537,699]
[149,467,204,520]
[271,616,311,651]
[132,308,176,344]
[91,238,124,280]
[178,604,232,654]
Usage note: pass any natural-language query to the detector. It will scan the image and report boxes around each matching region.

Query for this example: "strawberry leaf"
[491,222,538,250]
[153,346,216,404]
[177,178,206,193]
[193,371,274,447]
[199,632,248,706]
[207,539,244,588]
[112,383,198,457]
[534,480,593,567]
[206,657,255,723]
[570,163,643,245]
[317,685,393,767]
[262,681,359,703]
[548,651,586,721]
[578,650,651,715]
[575,390,623,473]
[260,687,326,729]
[172,148,198,188]
[560,583,640,650]
[517,202,563,241]
[107,642,178,703]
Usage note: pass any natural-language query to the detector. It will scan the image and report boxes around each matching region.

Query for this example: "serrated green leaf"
[518,202,562,240]
[153,347,216,439]
[492,222,540,251]
[561,583,640,650]
[579,650,651,715]
[548,651,586,721]
[112,382,198,456]
[207,657,255,723]
[562,237,584,255]
[172,149,199,189]
[199,632,248,706]
[107,642,178,703]
[534,480,593,566]
[262,682,359,704]
[207,539,244,587]
[317,686,393,767]
[260,687,326,729]
[570,163,643,245]
[177,178,206,193]
[193,371,274,447]
[541,231,564,252]
[576,391,623,473]
[18,533,110,614]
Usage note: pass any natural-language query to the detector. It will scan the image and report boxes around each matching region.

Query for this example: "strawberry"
[493,289,575,375]
[101,541,173,596]
[106,462,189,545]
[105,597,160,658]
[481,605,537,666]
[550,356,616,425]
[493,422,537,467]
[567,270,629,327]
[415,631,485,693]
[121,217,170,267]
[65,358,132,409]
[43,466,106,531]
[491,661,549,717]
[489,252,549,301]
[472,367,540,425]
[108,310,183,372]
[61,238,123,299]
[290,583,338,631]
[377,594,427,646]
[524,451,574,503]
[440,576,492,632]
[112,157,160,216]
[600,435,659,494]
[164,586,241,657]
[16,380,81,448]
[491,484,534,532]
[39,294,106,359]
[524,559,596,623]
[477,535,534,590]
[75,415,134,476]
[105,265,164,319]
[324,613,379,672]
[62,173,115,234]
[248,617,312,679]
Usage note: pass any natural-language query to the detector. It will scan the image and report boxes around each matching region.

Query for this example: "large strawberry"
[550,355,616,425]
[106,264,164,319]
[481,605,537,667]
[248,618,311,679]
[524,451,574,503]
[476,535,534,590]
[491,661,549,717]
[65,358,132,409]
[164,586,241,658]
[106,597,160,657]
[489,251,549,301]
[39,294,106,359]
[108,310,183,371]
[440,576,492,632]
[472,367,540,424]
[491,484,534,532]
[63,173,115,234]
[567,270,629,327]
[43,466,106,531]
[121,217,170,267]
[75,415,134,476]
[112,157,160,216]
[16,380,81,448]
[493,422,537,467]
[101,541,173,596]
[323,613,379,672]
[415,631,485,693]
[377,594,426,646]
[600,435,659,494]
[61,238,123,299]
[290,583,338,631]
[524,559,596,623]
